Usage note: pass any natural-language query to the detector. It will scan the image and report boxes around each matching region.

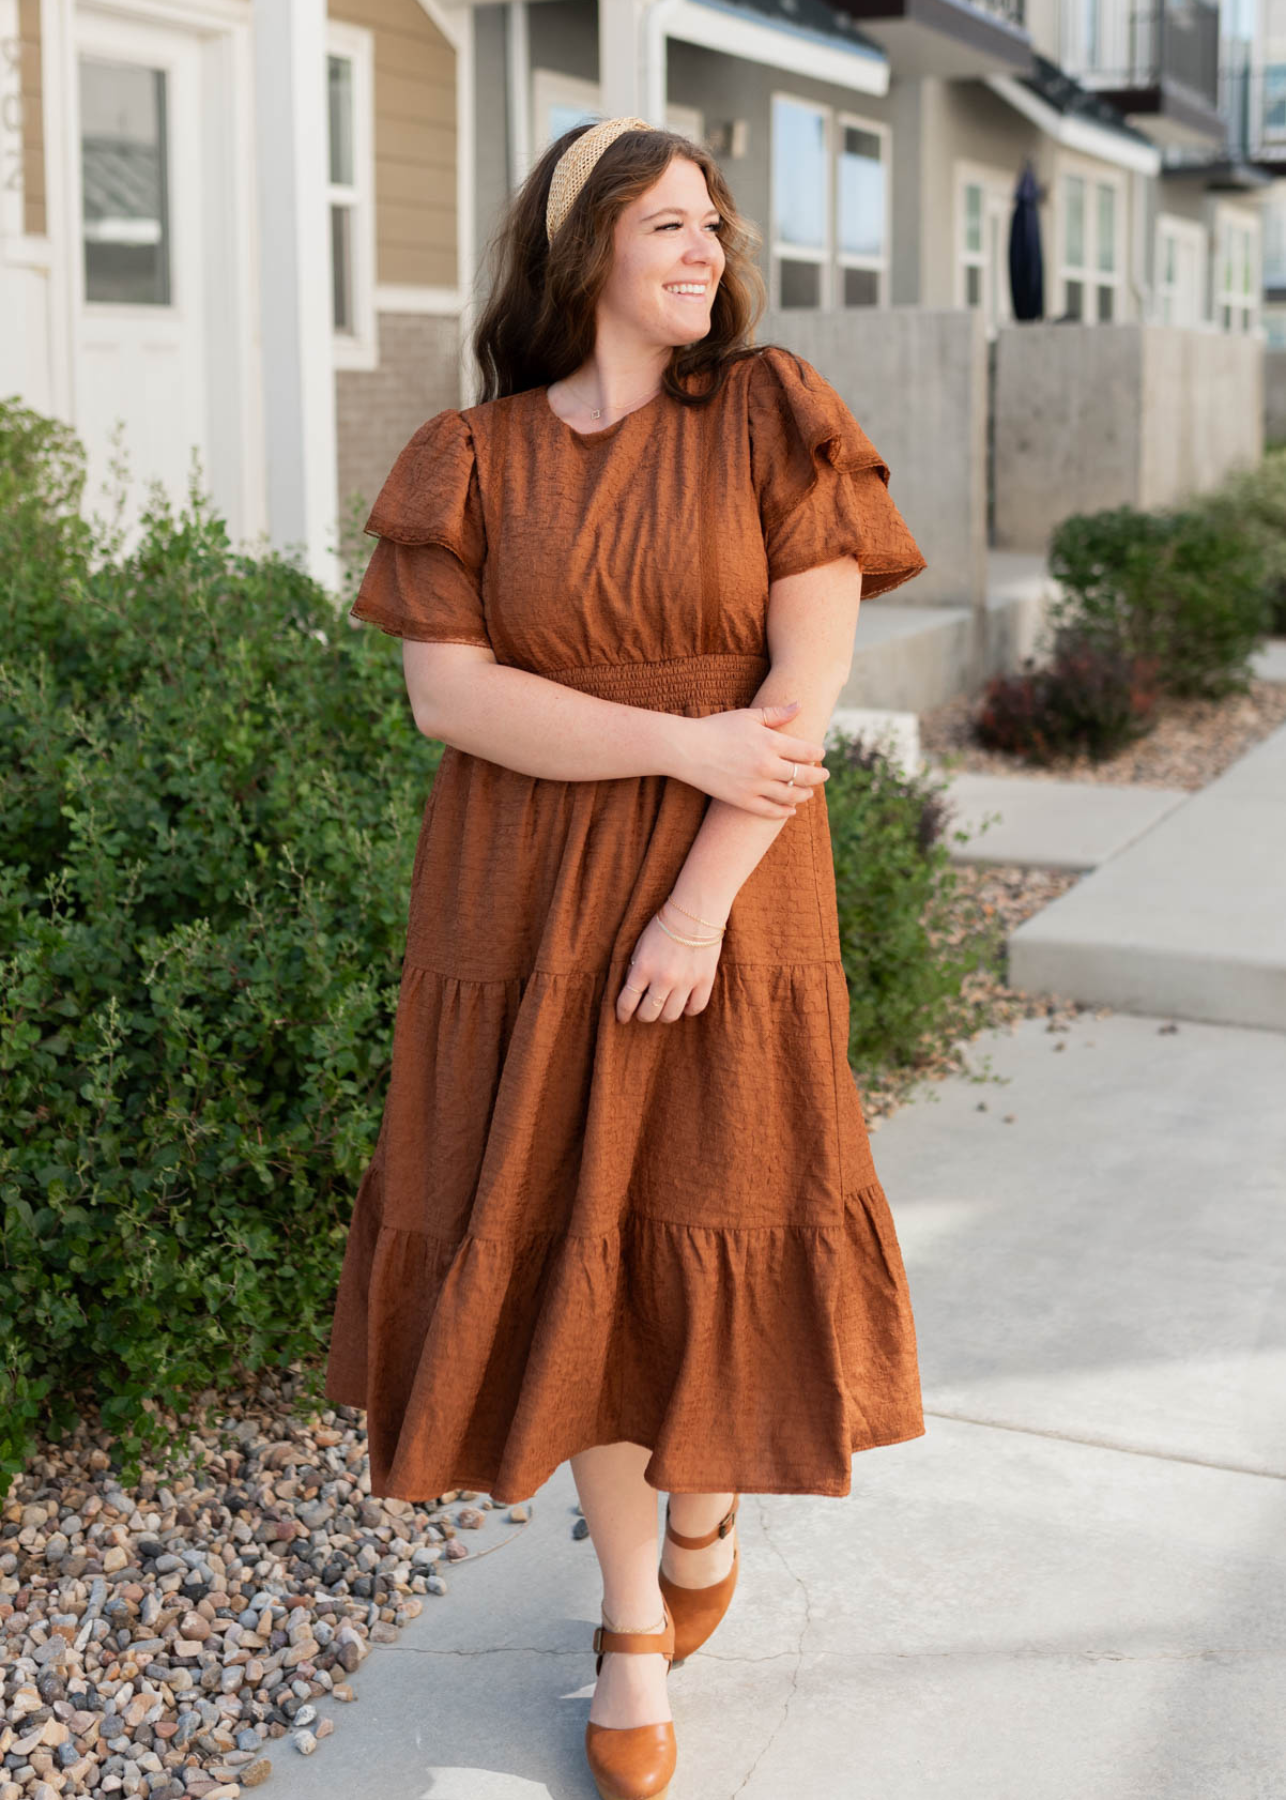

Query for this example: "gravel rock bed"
[0,1374,534,1798]
[919,675,1286,791]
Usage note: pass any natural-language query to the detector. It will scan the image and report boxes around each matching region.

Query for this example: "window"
[1264,65,1286,144]
[771,94,888,310]
[772,95,828,307]
[1264,199,1286,289]
[962,181,984,310]
[326,22,375,369]
[78,56,171,305]
[531,73,704,158]
[955,162,1013,336]
[1155,216,1205,326]
[1215,210,1258,334]
[1059,166,1121,323]
[836,118,885,306]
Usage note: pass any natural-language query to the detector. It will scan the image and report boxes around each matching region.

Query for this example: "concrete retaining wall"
[758,306,987,617]
[993,323,1263,553]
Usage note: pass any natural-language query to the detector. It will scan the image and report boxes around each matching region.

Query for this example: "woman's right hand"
[672,700,830,817]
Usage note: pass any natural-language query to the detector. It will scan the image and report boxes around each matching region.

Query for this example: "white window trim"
[1056,154,1124,323]
[327,19,376,372]
[530,68,600,156]
[1154,214,1206,326]
[529,68,703,158]
[1213,202,1261,334]
[953,156,1014,334]
[835,108,888,306]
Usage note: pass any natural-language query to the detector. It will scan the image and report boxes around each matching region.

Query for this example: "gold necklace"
[562,373,663,423]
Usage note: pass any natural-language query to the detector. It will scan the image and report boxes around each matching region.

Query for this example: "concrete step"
[1009,722,1286,1030]
[844,559,1057,714]
[940,772,1188,872]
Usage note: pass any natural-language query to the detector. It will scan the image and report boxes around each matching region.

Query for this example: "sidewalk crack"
[729,1497,811,1796]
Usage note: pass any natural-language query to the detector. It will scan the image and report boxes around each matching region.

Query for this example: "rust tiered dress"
[324,344,929,1505]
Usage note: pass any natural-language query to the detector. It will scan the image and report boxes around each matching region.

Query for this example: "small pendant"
[591,407,602,419]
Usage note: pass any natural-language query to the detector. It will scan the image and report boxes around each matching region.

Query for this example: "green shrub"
[1047,501,1269,698]
[976,630,1159,765]
[0,399,440,1488]
[1185,447,1286,637]
[825,734,1001,1077]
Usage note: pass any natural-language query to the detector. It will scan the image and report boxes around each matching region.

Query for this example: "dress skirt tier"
[324,345,930,1504]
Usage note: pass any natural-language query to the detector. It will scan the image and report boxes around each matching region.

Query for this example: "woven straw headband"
[545,115,657,244]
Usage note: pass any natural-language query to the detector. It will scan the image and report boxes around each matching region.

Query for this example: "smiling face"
[597,155,727,350]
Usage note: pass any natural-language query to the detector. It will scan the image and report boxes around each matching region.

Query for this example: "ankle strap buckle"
[717,1514,732,1538]
[592,1625,604,1654]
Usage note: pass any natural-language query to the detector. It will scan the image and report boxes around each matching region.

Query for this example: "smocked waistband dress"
[324,344,930,1504]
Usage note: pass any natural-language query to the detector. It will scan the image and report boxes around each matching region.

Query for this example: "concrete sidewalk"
[1010,722,1286,1029]
[267,1011,1286,1800]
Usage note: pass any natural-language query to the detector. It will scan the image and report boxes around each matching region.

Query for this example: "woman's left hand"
[616,909,724,1024]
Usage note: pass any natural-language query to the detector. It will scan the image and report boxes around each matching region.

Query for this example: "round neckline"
[540,383,670,441]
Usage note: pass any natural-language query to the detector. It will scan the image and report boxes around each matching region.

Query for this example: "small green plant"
[824,734,1003,1079]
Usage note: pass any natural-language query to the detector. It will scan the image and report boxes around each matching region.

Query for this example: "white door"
[71,7,207,543]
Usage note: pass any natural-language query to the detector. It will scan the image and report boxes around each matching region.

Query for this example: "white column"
[598,0,676,124]
[251,0,338,590]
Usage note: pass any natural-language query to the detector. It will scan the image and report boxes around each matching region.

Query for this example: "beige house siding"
[19,0,44,237]
[329,0,463,537]
[328,0,457,289]
[335,310,461,550]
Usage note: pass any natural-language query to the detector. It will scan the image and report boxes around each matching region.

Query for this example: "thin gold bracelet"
[655,908,722,949]
[666,893,726,933]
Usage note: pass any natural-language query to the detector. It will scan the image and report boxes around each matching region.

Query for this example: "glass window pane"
[328,56,353,187]
[331,203,352,331]
[838,126,883,259]
[964,182,983,255]
[1097,282,1113,321]
[1096,183,1115,271]
[1064,174,1085,269]
[779,258,822,308]
[1265,66,1286,138]
[843,266,879,306]
[966,264,982,306]
[1065,277,1083,319]
[773,97,827,253]
[79,56,170,306]
[549,102,599,140]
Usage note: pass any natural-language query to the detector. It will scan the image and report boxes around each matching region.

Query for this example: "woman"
[325,115,928,1800]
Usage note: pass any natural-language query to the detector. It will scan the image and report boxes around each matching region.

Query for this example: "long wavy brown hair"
[470,123,770,409]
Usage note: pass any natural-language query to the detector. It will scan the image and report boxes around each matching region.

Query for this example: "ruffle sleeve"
[349,410,492,648]
[747,345,927,599]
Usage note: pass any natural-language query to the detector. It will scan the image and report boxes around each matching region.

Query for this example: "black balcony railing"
[1221,59,1286,164]
[1063,0,1220,112]
[972,0,1027,29]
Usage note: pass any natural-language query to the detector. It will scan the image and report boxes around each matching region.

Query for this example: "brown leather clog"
[584,1597,677,1800]
[658,1494,741,1665]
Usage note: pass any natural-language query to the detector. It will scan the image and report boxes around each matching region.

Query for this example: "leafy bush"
[825,734,1000,1076]
[1184,447,1286,637]
[0,399,440,1488]
[1046,502,1269,699]
[976,629,1159,764]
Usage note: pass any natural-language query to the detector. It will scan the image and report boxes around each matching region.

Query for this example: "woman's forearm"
[417,659,691,783]
[668,663,846,924]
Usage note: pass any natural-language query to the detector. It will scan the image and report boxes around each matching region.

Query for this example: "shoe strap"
[664,1494,739,1550]
[593,1603,675,1675]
